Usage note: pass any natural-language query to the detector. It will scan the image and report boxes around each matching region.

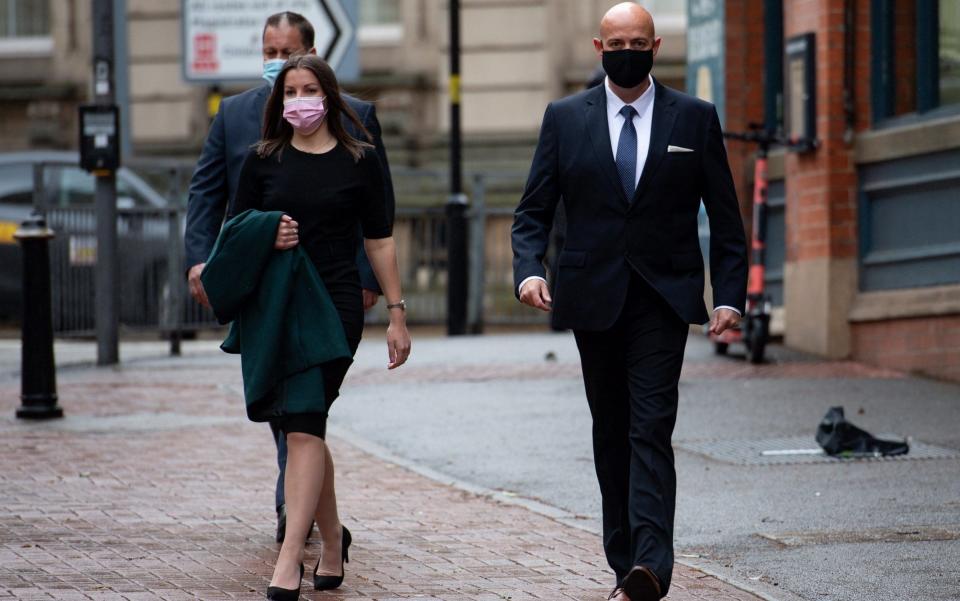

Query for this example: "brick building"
[709,0,959,380]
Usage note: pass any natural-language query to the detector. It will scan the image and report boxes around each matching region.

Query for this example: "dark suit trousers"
[573,273,688,594]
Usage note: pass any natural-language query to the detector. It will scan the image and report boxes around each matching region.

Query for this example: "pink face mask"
[283,96,327,134]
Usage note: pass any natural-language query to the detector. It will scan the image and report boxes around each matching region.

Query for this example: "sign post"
[181,0,357,83]
[90,0,120,366]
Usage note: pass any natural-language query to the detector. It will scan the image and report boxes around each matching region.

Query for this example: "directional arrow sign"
[182,0,357,83]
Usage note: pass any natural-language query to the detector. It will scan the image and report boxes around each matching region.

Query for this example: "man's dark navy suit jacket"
[512,80,748,331]
[185,84,395,292]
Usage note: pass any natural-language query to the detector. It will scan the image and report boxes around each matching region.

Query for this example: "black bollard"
[15,214,62,419]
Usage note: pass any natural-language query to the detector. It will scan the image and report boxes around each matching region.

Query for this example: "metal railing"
[45,205,217,337]
[30,159,215,340]
[27,160,547,340]
[361,169,547,327]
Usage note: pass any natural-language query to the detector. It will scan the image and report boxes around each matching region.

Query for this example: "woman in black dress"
[229,54,411,600]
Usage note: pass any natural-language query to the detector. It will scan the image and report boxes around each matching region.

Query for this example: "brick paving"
[1,362,764,601]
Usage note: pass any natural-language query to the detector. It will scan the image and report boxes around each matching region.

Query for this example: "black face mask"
[602,49,653,88]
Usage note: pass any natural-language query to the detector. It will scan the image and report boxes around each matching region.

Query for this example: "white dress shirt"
[519,76,740,317]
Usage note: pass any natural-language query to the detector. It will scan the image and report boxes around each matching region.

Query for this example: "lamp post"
[446,0,468,336]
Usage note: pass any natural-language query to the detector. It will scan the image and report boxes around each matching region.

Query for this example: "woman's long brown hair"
[257,54,373,161]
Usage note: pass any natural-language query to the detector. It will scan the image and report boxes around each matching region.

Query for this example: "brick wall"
[783,0,859,263]
[723,0,766,225]
[720,0,960,381]
[851,317,960,381]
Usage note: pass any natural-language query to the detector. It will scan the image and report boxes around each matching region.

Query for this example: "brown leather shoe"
[620,565,662,601]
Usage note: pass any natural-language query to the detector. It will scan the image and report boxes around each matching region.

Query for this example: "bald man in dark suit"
[512,4,747,600]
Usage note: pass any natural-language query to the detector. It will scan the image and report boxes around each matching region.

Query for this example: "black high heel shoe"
[266,562,303,600]
[313,525,352,590]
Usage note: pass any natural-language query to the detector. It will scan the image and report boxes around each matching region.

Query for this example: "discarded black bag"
[816,406,909,457]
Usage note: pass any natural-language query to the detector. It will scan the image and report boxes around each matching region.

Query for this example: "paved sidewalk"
[0,354,763,601]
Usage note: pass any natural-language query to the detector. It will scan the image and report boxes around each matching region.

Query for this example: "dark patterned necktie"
[615,105,637,201]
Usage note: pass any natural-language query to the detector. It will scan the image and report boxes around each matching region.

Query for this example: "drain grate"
[675,436,960,465]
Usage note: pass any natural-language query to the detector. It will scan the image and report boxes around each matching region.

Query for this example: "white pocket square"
[667,145,694,153]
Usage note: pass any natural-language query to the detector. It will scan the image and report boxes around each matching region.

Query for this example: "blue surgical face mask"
[262,58,285,85]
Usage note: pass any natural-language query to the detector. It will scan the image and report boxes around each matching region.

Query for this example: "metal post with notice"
[446,0,468,335]
[87,0,120,365]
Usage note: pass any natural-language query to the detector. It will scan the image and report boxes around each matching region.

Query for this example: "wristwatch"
[386,299,406,311]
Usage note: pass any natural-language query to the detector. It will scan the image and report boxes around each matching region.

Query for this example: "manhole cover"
[675,436,960,465]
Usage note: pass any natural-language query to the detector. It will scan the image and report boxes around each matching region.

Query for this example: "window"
[0,0,51,56]
[872,0,960,122]
[0,0,49,37]
[359,0,400,25]
[940,1,960,106]
[858,149,960,291]
[52,167,161,209]
[358,0,402,44]
[0,163,33,205]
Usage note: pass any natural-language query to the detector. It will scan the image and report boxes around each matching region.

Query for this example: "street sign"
[181,0,358,83]
[686,0,725,126]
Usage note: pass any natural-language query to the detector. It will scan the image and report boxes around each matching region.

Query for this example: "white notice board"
[181,0,358,83]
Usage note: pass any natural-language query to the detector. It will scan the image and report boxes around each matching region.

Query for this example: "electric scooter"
[709,124,784,364]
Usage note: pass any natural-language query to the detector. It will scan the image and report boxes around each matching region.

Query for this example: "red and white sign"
[191,32,219,73]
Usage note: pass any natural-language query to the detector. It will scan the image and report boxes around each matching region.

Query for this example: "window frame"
[763,0,784,132]
[0,0,52,57]
[871,0,960,126]
[357,0,403,46]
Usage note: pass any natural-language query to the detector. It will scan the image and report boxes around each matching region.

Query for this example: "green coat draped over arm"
[200,209,351,422]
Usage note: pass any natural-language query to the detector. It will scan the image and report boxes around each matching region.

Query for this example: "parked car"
[0,151,173,329]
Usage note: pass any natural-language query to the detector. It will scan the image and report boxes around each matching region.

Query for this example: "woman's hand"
[386,313,411,369]
[363,236,409,368]
[275,214,299,250]
[362,289,379,311]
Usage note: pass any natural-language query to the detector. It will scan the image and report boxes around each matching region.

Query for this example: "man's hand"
[188,263,210,308]
[362,289,379,311]
[709,307,741,335]
[519,279,552,312]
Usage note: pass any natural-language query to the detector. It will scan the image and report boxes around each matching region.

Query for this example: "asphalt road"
[330,330,960,601]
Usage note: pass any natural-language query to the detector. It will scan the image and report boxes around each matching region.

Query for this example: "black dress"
[230,143,391,437]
